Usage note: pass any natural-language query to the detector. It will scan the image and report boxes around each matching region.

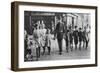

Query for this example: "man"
[54,16,65,55]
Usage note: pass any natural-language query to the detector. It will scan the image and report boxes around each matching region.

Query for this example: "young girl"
[43,28,51,55]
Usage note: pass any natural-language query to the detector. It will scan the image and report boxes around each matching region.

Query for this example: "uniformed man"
[54,16,65,55]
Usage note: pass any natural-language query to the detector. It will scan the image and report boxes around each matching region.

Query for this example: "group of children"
[65,25,90,53]
[24,20,51,61]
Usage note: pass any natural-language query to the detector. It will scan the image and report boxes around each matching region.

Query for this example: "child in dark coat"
[78,28,83,50]
[73,26,78,50]
[65,29,69,52]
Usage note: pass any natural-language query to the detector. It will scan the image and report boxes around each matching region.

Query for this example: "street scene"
[37,38,90,61]
[24,11,91,61]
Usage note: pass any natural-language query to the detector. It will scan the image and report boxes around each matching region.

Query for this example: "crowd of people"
[24,16,90,61]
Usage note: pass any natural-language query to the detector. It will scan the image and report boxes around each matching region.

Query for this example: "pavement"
[37,38,90,61]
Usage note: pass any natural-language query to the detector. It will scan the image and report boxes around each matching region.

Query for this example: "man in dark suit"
[54,16,65,55]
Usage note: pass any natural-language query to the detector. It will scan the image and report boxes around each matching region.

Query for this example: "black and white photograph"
[11,2,97,71]
[24,11,91,61]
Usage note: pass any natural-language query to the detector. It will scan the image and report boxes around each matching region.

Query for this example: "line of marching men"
[24,21,90,61]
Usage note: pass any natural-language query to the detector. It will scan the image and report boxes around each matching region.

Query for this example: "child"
[78,28,83,50]
[73,26,78,50]
[26,40,33,61]
[33,24,41,61]
[69,26,73,51]
[24,30,28,61]
[65,28,69,53]
[43,28,51,55]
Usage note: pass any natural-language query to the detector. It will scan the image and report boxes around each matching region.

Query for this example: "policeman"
[54,16,65,55]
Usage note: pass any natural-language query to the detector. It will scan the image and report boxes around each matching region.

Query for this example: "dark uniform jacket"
[55,22,65,40]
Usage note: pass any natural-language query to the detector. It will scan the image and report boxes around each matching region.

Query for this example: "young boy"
[65,29,69,53]
[78,28,83,50]
[69,26,73,51]
[73,26,78,50]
